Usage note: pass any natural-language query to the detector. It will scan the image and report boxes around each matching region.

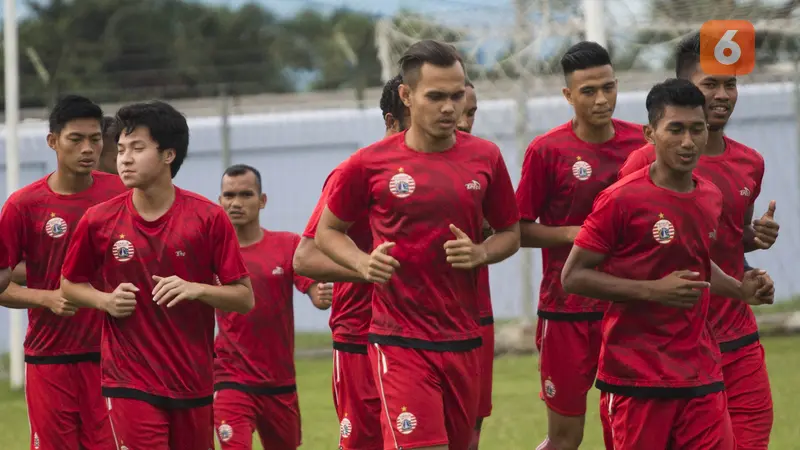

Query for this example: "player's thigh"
[537,319,599,416]
[169,404,215,450]
[369,343,448,449]
[334,349,383,450]
[673,391,735,450]
[214,389,258,449]
[441,348,481,450]
[723,343,773,450]
[605,394,675,450]
[477,323,495,419]
[106,397,170,450]
[75,361,115,450]
[255,392,301,450]
[25,363,80,450]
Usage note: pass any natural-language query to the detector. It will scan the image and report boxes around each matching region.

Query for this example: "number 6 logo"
[700,20,756,76]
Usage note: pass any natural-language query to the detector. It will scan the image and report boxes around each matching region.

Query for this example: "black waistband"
[25,352,101,365]
[596,379,725,399]
[538,311,604,322]
[368,333,482,352]
[332,341,368,354]
[103,387,213,409]
[214,382,297,396]
[719,332,759,353]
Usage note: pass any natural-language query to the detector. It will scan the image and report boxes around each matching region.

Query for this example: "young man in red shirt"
[0,95,125,450]
[61,100,254,450]
[293,74,411,450]
[315,39,520,450]
[562,78,774,450]
[514,41,646,450]
[618,32,778,449]
[214,164,331,449]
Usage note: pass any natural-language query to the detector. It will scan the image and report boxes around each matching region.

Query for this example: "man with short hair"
[381,74,410,136]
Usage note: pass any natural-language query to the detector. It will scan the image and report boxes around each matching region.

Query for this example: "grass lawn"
[1,334,799,449]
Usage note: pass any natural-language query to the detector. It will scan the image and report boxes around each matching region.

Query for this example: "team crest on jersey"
[389,168,416,198]
[571,157,592,181]
[340,416,352,438]
[652,214,675,244]
[218,422,234,442]
[33,432,40,449]
[396,407,417,434]
[272,266,284,276]
[45,213,68,238]
[544,378,557,398]
[112,234,136,262]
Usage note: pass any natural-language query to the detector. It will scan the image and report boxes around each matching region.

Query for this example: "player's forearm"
[60,278,109,311]
[294,238,365,282]
[743,225,759,253]
[315,228,369,275]
[0,282,51,309]
[562,267,651,303]
[11,262,26,286]
[710,261,743,300]
[520,221,579,248]
[196,279,254,314]
[0,268,10,295]
[480,225,521,265]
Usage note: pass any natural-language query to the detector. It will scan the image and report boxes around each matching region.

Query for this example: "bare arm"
[480,222,521,265]
[11,262,25,286]
[561,245,651,303]
[520,220,581,248]
[194,278,253,314]
[0,282,56,310]
[742,203,758,253]
[61,278,111,311]
[710,260,747,300]
[315,207,369,274]
[294,237,365,282]
[0,268,10,295]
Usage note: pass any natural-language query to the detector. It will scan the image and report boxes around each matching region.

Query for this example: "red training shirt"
[61,187,249,408]
[326,131,520,351]
[618,138,764,349]
[515,119,646,319]
[0,171,126,362]
[214,230,314,391]
[575,167,724,397]
[303,162,374,349]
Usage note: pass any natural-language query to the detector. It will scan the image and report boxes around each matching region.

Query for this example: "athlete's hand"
[104,283,139,318]
[152,275,203,308]
[45,288,78,317]
[741,269,775,306]
[445,224,487,270]
[752,200,779,249]
[648,270,710,309]
[311,282,333,310]
[356,242,400,284]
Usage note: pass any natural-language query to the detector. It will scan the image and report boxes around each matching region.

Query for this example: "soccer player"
[617,32,778,449]
[0,95,125,450]
[98,115,119,174]
[292,74,410,450]
[60,100,254,450]
[315,39,521,450]
[561,78,774,450]
[514,41,646,450]
[214,163,332,450]
[458,79,478,134]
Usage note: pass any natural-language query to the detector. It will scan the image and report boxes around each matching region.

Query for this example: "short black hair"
[561,41,612,80]
[222,164,262,193]
[101,116,117,138]
[48,95,103,134]
[646,78,706,125]
[115,101,189,178]
[380,74,405,123]
[399,39,463,88]
[675,32,701,79]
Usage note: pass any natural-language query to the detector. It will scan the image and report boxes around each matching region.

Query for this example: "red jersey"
[326,131,519,351]
[515,119,646,318]
[214,230,314,391]
[61,187,249,407]
[618,139,764,349]
[302,162,374,348]
[477,267,492,320]
[575,167,724,397]
[0,172,126,361]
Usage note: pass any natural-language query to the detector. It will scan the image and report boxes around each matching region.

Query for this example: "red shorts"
[214,389,301,450]
[369,343,480,450]
[333,347,382,450]
[25,361,113,450]
[600,391,735,450]
[477,322,495,418]
[722,342,773,450]
[536,317,601,416]
[106,397,214,450]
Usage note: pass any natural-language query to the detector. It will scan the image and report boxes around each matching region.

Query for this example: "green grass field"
[1,333,799,449]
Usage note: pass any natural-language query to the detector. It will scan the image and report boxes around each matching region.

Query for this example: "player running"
[0,95,125,450]
[562,77,774,450]
[514,41,646,450]
[61,100,254,450]
[617,32,778,449]
[293,74,410,450]
[214,163,331,449]
[315,39,520,450]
